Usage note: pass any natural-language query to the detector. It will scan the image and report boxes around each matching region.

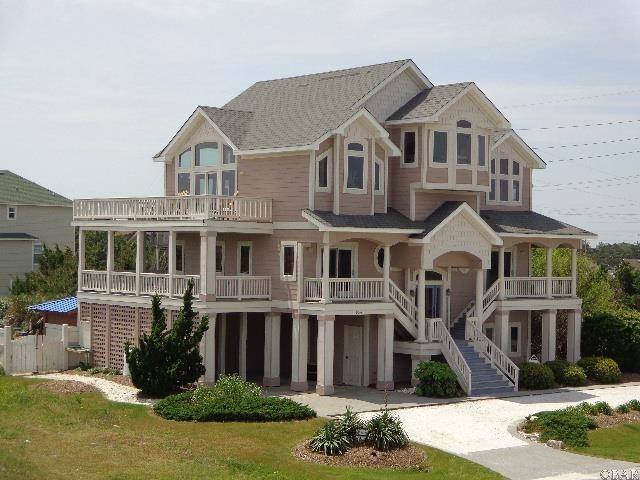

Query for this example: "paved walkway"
[359,384,640,480]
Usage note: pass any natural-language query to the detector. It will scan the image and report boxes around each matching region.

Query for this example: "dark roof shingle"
[480,210,595,237]
[0,232,37,240]
[0,171,71,207]
[305,208,423,230]
[387,83,471,121]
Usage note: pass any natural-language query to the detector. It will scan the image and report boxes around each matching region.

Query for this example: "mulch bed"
[62,370,134,387]
[292,440,426,470]
[593,410,640,428]
[35,380,99,395]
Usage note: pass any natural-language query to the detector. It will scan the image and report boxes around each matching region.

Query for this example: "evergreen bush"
[414,361,459,397]
[577,356,622,384]
[519,363,555,390]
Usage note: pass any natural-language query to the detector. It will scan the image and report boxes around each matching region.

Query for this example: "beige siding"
[450,269,475,321]
[456,169,472,185]
[0,240,34,295]
[413,191,477,220]
[0,204,73,250]
[388,126,422,218]
[426,167,448,183]
[165,162,176,196]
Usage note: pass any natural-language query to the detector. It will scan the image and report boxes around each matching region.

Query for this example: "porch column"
[571,248,578,297]
[199,231,217,301]
[239,312,247,379]
[263,312,281,387]
[376,314,394,391]
[382,245,391,301]
[541,309,557,362]
[316,314,335,395]
[497,246,505,299]
[217,313,226,377]
[475,268,484,321]
[135,230,144,296]
[77,228,85,292]
[203,313,217,383]
[321,243,331,303]
[168,230,176,297]
[494,309,510,352]
[106,229,114,293]
[546,247,554,299]
[291,313,309,391]
[566,308,582,362]
[416,269,426,342]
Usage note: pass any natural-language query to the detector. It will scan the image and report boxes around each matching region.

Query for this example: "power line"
[515,118,640,132]
[504,88,640,109]
[536,173,640,188]
[546,150,640,164]
[533,136,640,150]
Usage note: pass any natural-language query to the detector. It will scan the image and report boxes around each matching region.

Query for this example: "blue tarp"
[29,296,77,313]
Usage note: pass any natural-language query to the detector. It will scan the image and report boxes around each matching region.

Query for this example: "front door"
[343,325,363,386]
[426,285,441,318]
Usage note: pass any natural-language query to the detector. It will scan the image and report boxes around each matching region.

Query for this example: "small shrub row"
[519,363,555,390]
[414,361,459,398]
[309,407,408,456]
[519,356,622,390]
[544,360,587,387]
[577,357,622,384]
[0,366,5,376]
[87,367,121,376]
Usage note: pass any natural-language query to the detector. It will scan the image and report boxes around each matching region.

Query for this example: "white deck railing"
[389,280,418,329]
[81,270,107,292]
[466,317,519,391]
[432,318,472,393]
[73,195,272,222]
[216,276,271,299]
[111,272,136,294]
[552,277,573,296]
[303,278,384,302]
[303,278,323,301]
[174,275,201,297]
[504,277,574,298]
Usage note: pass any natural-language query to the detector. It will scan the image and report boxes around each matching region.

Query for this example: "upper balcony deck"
[73,195,272,223]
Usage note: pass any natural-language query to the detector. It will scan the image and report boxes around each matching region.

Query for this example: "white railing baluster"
[431,319,472,393]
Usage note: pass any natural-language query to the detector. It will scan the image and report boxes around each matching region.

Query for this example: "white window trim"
[280,241,298,281]
[32,241,42,269]
[343,138,368,194]
[216,240,225,274]
[322,243,358,278]
[373,245,384,274]
[175,240,185,274]
[374,156,385,195]
[7,205,16,220]
[486,157,523,206]
[508,323,521,356]
[175,141,237,196]
[400,128,418,168]
[315,149,332,193]
[477,134,488,170]
[237,241,253,275]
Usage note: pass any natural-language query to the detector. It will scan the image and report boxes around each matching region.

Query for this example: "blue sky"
[1,0,639,243]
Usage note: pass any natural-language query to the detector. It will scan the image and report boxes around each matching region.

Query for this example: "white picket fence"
[0,321,90,374]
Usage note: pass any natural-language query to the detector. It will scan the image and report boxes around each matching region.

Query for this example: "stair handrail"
[389,280,417,329]
[432,319,472,393]
[466,316,519,390]
[467,280,501,320]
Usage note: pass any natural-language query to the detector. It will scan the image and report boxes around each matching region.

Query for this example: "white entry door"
[343,325,363,386]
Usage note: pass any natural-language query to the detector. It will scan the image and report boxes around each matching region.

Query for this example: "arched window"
[175,142,236,196]
[457,120,472,128]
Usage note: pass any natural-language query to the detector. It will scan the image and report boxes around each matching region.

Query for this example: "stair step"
[470,387,515,396]
[472,378,510,387]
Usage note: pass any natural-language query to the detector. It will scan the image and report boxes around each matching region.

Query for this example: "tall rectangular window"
[177,173,190,194]
[509,325,520,355]
[457,133,471,164]
[195,174,206,195]
[500,158,509,175]
[178,148,192,168]
[216,243,224,273]
[317,155,328,189]
[433,131,447,163]
[7,206,16,220]
[499,179,509,201]
[478,135,486,166]
[374,161,383,193]
[239,243,251,275]
[403,131,416,164]
[281,242,297,280]
[207,172,218,195]
[175,244,184,272]
[512,180,520,202]
[33,242,43,266]
[489,179,496,200]
[512,161,520,175]
[491,159,496,174]
[222,170,236,196]
[347,156,364,189]
[223,144,235,164]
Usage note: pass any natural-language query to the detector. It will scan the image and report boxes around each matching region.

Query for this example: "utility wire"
[504,88,640,109]
[533,136,640,150]
[515,118,640,131]
[536,173,640,188]
[546,150,640,164]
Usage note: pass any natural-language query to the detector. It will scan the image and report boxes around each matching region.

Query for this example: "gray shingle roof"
[0,232,37,240]
[387,83,472,121]
[198,106,254,148]
[411,201,466,238]
[480,210,595,237]
[305,208,424,230]
[0,171,71,207]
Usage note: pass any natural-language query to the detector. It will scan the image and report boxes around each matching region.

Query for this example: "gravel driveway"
[368,384,640,480]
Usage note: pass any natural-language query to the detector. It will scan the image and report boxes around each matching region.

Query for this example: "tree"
[126,280,209,396]
[10,245,77,298]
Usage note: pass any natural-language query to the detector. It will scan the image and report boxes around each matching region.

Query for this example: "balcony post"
[382,245,391,301]
[497,246,505,300]
[77,228,85,292]
[494,308,510,352]
[546,247,553,299]
[571,247,578,297]
[199,231,217,301]
[566,308,582,362]
[321,242,331,303]
[291,312,309,391]
[168,230,176,298]
[263,312,281,387]
[135,230,144,296]
[541,309,557,362]
[316,314,335,395]
[416,269,426,342]
[106,230,114,294]
[376,314,394,391]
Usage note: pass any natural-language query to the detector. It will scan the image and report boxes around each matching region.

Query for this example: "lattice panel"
[91,304,108,367]
[108,305,136,371]
[79,302,92,323]
[138,307,153,337]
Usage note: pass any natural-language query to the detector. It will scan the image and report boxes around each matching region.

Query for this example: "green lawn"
[0,377,502,480]
[571,423,640,462]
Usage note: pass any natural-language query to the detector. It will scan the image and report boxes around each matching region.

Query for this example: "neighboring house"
[29,297,78,326]
[74,60,595,396]
[0,171,73,295]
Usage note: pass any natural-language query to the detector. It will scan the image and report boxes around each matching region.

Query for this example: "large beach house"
[74,60,595,396]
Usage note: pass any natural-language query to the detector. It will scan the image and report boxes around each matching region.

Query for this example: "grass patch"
[571,423,640,462]
[0,377,502,479]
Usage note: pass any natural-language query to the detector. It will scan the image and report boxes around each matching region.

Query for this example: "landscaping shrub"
[523,408,597,447]
[616,403,631,414]
[337,406,364,444]
[582,310,640,373]
[191,374,262,403]
[561,365,588,387]
[544,360,570,381]
[414,361,458,398]
[519,363,555,390]
[577,356,622,384]
[309,421,350,456]
[0,366,4,376]
[625,399,640,411]
[573,401,613,416]
[365,410,409,451]
[153,389,316,422]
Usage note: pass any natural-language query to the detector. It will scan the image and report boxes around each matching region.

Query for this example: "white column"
[203,314,217,383]
[376,314,394,391]
[217,314,226,377]
[77,228,85,291]
[239,312,247,379]
[291,313,309,391]
[2,325,12,374]
[416,269,426,342]
[168,230,176,297]
[566,309,582,362]
[475,268,484,321]
[199,231,216,301]
[106,230,114,293]
[571,248,578,297]
[321,243,330,303]
[263,312,281,387]
[135,230,144,296]
[546,247,554,299]
[363,315,370,387]
[61,324,69,371]
[541,309,557,362]
[411,354,431,387]
[316,314,335,396]
[494,309,510,353]
[297,242,305,303]
[382,245,391,301]
[497,246,505,299]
